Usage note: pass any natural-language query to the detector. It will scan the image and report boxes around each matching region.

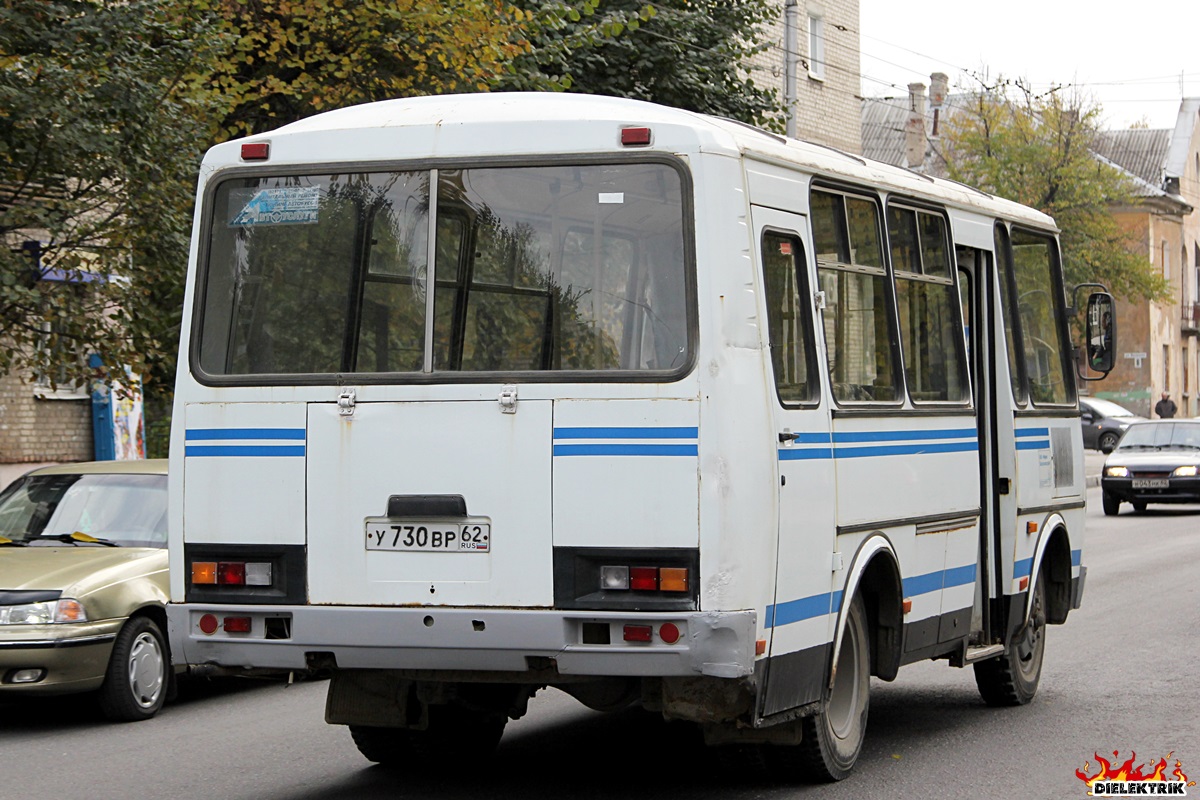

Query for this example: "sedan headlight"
[1104,466,1130,477]
[0,598,88,625]
[1172,465,1199,477]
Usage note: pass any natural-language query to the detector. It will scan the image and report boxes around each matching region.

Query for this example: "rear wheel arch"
[837,540,902,683]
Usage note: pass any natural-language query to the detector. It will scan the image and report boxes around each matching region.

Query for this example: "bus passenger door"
[958,244,999,644]
[751,207,838,718]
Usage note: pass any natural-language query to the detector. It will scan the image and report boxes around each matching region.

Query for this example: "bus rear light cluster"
[600,565,689,593]
[192,561,273,587]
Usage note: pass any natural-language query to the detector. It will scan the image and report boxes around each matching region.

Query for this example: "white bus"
[166,93,1114,781]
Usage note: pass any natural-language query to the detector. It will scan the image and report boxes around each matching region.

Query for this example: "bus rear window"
[195,162,691,379]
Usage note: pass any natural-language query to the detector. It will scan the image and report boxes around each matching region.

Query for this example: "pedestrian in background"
[1154,392,1177,418]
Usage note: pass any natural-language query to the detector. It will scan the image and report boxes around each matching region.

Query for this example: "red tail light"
[623,624,653,642]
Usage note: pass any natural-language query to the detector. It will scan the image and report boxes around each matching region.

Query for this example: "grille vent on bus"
[1052,428,1074,488]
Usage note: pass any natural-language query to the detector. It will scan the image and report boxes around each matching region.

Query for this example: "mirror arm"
[1068,282,1108,316]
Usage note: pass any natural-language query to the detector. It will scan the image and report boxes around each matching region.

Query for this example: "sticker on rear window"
[229,187,321,226]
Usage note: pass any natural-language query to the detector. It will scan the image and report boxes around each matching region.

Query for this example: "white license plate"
[1131,479,1169,489]
[364,519,490,552]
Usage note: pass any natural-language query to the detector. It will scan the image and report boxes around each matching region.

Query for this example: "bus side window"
[886,206,969,403]
[761,231,816,404]
[1008,229,1072,405]
[812,188,898,403]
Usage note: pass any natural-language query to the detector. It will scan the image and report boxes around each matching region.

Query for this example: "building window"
[1164,344,1170,391]
[807,14,825,80]
[1162,240,1170,280]
[34,320,89,400]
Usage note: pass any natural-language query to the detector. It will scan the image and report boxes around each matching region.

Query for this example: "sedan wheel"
[1098,431,1120,453]
[98,616,168,722]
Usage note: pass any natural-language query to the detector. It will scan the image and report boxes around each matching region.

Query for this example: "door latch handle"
[778,430,800,443]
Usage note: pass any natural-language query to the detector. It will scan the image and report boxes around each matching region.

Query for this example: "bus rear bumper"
[166,604,758,679]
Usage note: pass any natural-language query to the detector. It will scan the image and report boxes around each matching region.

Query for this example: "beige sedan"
[0,459,172,721]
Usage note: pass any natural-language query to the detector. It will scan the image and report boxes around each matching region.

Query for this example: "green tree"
[501,0,783,128]
[200,0,539,139]
[0,0,226,395]
[940,79,1168,302]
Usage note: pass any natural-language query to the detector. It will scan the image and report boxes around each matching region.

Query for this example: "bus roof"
[213,92,1056,231]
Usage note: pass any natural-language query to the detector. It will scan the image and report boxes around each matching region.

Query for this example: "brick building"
[0,366,93,488]
[748,0,863,154]
[1093,100,1200,418]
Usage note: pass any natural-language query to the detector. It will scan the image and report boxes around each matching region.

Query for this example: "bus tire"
[974,570,1047,706]
[788,594,870,782]
[349,704,506,768]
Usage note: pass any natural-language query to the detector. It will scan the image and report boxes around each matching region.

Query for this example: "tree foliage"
[501,0,783,128]
[0,0,225,394]
[940,79,1169,302]
[201,0,537,139]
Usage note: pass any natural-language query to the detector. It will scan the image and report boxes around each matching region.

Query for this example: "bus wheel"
[349,704,506,769]
[787,595,870,782]
[974,571,1047,706]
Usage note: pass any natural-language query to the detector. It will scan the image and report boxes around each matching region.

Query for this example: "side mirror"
[1085,292,1116,375]
[1080,412,1094,424]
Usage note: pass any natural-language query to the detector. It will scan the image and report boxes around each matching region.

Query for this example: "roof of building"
[864,88,1196,212]
[1092,128,1171,188]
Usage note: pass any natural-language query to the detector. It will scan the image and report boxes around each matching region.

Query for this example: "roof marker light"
[620,127,652,146]
[241,142,270,161]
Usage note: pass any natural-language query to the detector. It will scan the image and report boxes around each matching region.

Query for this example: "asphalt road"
[2,485,1196,800]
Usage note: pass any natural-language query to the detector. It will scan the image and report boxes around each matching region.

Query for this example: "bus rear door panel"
[750,205,839,718]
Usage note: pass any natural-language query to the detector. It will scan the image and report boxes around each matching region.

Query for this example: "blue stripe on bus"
[1015,439,1051,450]
[1014,550,1083,579]
[553,426,698,440]
[185,445,306,457]
[1015,428,1050,437]
[778,447,835,461]
[777,427,978,462]
[831,428,977,443]
[835,441,979,458]
[553,444,699,457]
[767,564,977,628]
[766,592,833,627]
[186,428,306,440]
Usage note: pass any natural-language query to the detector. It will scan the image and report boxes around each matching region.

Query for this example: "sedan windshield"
[0,474,167,548]
[1115,422,1200,451]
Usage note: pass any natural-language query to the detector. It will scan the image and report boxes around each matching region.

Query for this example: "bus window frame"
[883,197,972,409]
[994,221,1077,411]
[759,226,822,409]
[810,182,904,410]
[187,153,700,388]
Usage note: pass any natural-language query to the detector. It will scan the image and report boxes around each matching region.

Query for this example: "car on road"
[0,460,173,720]
[1080,397,1145,453]
[1100,420,1200,516]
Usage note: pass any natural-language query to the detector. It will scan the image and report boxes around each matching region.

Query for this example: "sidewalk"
[1084,449,1106,488]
